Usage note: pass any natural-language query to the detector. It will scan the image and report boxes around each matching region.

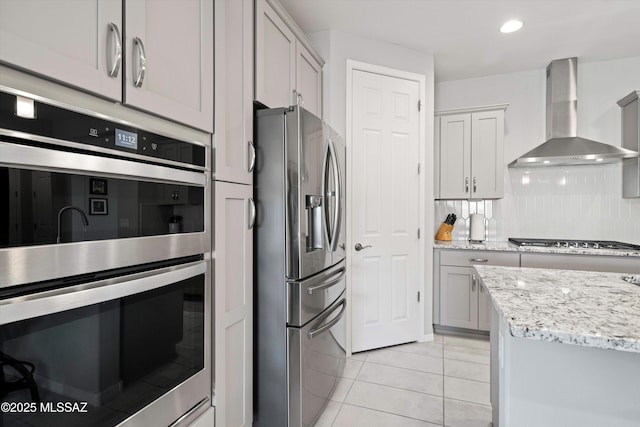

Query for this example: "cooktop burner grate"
[508,238,640,251]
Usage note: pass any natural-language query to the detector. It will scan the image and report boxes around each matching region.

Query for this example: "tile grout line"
[337,402,445,426]
[361,360,443,377]
[442,334,446,427]
[328,402,343,427]
[349,377,445,400]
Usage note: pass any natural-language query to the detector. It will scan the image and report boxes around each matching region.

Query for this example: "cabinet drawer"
[441,250,519,267]
[521,253,640,274]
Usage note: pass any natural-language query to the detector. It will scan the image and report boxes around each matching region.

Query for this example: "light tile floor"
[316,333,492,427]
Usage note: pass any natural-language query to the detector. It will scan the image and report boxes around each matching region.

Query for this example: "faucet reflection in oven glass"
[56,206,89,244]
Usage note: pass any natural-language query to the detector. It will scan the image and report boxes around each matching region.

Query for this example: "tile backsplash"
[435,163,640,245]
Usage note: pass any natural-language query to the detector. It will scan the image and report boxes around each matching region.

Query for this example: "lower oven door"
[0,260,210,427]
[288,293,346,427]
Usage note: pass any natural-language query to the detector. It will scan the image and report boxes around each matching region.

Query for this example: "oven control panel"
[0,91,206,168]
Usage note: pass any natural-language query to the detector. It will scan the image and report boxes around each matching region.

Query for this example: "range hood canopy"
[509,57,639,168]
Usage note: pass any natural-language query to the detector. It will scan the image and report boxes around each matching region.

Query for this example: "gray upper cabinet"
[124,0,213,132]
[214,0,254,184]
[255,0,296,110]
[0,0,213,132]
[0,0,122,100]
[295,40,322,118]
[255,0,323,117]
[618,91,640,198]
[435,105,507,199]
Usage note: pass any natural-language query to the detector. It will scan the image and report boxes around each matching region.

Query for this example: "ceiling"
[278,0,640,82]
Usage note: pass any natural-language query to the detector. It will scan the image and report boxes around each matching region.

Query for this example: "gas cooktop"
[508,238,640,251]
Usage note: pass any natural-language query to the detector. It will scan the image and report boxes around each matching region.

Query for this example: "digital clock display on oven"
[115,128,138,150]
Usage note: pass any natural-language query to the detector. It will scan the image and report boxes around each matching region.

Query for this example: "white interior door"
[351,69,420,353]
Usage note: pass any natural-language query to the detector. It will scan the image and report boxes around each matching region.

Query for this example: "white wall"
[435,56,640,245]
[307,30,437,339]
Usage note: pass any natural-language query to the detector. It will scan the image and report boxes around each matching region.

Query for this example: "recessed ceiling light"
[500,20,524,34]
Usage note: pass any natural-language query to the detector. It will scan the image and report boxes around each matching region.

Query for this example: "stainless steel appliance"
[0,87,211,426]
[509,57,638,167]
[509,238,640,250]
[254,106,346,427]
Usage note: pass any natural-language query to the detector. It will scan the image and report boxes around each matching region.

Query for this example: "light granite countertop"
[474,264,640,353]
[434,240,640,257]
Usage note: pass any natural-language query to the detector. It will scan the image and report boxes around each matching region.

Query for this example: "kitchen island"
[474,265,640,427]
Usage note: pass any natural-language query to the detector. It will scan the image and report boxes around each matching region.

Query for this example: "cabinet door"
[440,266,478,329]
[255,0,296,108]
[214,0,254,184]
[471,110,504,199]
[214,182,253,427]
[0,0,122,100]
[295,40,322,118]
[477,280,491,331]
[439,114,471,199]
[124,0,213,132]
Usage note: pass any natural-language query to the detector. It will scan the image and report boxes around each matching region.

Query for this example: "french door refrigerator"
[254,106,346,427]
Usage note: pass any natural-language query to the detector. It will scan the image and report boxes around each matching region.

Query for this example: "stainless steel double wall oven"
[0,87,211,427]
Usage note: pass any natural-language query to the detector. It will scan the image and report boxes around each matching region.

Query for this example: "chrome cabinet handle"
[465,177,469,193]
[473,177,477,193]
[248,140,256,173]
[292,89,298,106]
[472,273,477,291]
[298,93,304,107]
[354,243,372,251]
[470,258,488,263]
[107,23,122,78]
[133,37,147,88]
[248,198,256,229]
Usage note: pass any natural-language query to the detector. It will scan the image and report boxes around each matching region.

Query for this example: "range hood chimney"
[509,57,638,167]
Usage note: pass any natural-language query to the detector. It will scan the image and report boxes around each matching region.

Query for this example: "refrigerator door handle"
[306,267,345,295]
[308,299,346,340]
[321,140,332,248]
[323,139,341,252]
[331,138,343,253]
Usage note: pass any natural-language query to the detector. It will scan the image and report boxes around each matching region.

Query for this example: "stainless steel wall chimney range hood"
[509,57,639,167]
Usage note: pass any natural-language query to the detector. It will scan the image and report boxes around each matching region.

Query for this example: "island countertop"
[474,264,640,353]
[434,240,640,257]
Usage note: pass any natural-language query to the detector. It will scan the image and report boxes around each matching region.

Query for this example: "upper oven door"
[0,140,209,289]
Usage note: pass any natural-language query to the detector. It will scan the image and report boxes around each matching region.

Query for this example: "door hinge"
[417,228,421,239]
[418,163,421,174]
[417,291,421,302]
[418,100,421,111]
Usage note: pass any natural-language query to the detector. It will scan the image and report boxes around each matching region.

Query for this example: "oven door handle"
[0,261,206,326]
[0,141,206,186]
[308,299,346,340]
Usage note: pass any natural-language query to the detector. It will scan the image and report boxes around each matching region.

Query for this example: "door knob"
[354,243,372,251]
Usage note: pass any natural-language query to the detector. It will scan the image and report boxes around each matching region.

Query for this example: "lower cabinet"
[437,250,519,332]
[440,266,480,329]
[214,182,254,427]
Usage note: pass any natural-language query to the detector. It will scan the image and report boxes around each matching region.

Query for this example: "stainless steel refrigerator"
[254,106,346,427]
